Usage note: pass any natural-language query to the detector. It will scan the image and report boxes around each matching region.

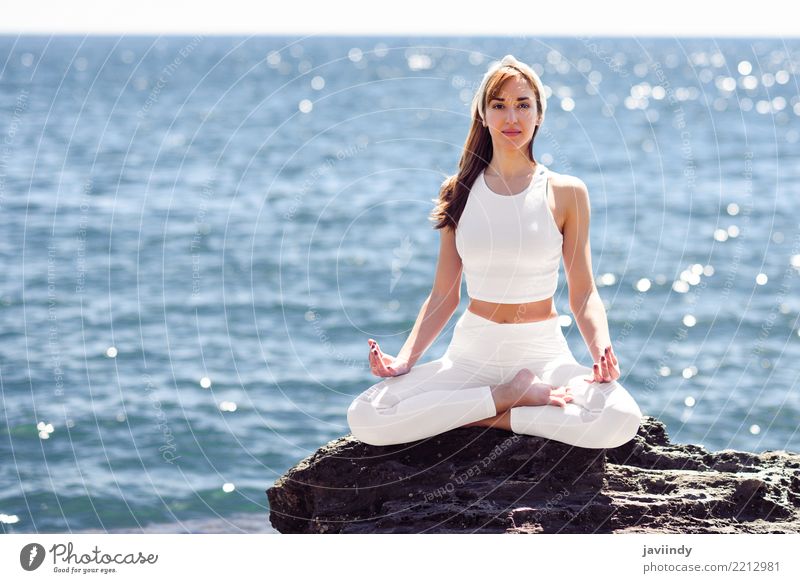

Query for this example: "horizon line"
[2,31,799,39]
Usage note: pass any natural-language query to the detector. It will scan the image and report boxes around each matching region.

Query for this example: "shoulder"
[548,170,588,195]
[547,171,590,214]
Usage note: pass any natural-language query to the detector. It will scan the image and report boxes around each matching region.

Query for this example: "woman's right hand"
[368,339,412,377]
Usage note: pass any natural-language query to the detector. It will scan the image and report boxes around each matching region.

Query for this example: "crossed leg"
[466,356,642,449]
[347,353,575,446]
[347,356,501,446]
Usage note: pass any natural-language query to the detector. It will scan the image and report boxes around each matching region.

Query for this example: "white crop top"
[455,164,563,303]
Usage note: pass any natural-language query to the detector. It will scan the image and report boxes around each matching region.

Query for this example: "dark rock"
[266,416,800,533]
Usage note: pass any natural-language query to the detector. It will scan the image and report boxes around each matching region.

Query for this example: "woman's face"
[483,76,541,153]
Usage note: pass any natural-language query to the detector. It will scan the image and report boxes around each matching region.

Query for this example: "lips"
[503,131,521,135]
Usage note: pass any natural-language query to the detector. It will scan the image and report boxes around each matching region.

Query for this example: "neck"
[486,149,537,177]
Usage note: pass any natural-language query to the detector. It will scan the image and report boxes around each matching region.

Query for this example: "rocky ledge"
[267,416,800,533]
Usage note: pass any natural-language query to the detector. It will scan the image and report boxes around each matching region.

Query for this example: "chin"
[496,141,527,152]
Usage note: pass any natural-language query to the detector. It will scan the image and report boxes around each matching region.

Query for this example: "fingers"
[368,339,397,377]
[604,346,621,380]
[368,349,381,376]
[581,365,602,384]
[601,354,610,380]
[584,352,622,383]
[374,354,390,377]
[593,363,603,382]
[580,347,620,384]
[607,346,621,380]
[368,339,388,376]
[606,345,618,367]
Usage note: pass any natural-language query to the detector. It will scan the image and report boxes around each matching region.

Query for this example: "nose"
[506,106,518,122]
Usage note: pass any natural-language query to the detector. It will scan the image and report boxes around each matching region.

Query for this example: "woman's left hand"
[584,345,621,384]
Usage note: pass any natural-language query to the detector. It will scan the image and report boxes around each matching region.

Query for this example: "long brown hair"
[429,62,546,232]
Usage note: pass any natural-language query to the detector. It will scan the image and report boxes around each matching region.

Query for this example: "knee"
[590,384,643,449]
[346,396,397,447]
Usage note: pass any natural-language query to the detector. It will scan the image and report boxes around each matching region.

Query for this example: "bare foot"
[492,368,573,411]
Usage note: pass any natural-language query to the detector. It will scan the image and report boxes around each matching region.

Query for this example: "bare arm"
[558,175,611,363]
[396,225,462,367]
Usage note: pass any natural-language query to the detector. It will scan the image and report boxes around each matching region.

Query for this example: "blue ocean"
[1,35,798,533]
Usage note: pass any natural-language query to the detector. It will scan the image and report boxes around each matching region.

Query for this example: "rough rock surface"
[267,416,800,533]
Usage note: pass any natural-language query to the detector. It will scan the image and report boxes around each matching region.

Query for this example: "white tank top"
[455,164,563,303]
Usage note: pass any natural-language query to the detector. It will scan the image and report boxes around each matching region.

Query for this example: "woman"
[347,54,642,449]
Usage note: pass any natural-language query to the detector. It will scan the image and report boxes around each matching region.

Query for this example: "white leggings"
[347,308,643,449]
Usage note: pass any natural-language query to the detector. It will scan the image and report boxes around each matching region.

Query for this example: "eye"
[519,102,530,109]
[492,103,504,109]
